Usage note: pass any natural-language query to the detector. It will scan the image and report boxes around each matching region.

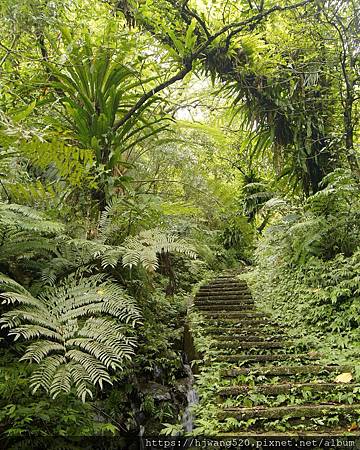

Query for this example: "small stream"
[181,321,200,433]
[181,364,199,432]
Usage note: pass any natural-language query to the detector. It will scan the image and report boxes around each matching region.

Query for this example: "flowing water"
[182,364,199,433]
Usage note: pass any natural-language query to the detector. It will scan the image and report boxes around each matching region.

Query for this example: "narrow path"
[191,275,360,434]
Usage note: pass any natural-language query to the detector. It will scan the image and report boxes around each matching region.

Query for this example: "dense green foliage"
[250,169,360,364]
[0,0,359,439]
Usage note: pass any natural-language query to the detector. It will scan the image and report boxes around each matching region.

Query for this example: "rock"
[140,382,172,401]
[174,378,191,397]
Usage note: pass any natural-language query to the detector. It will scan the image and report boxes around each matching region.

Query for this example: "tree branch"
[223,0,313,45]
[113,66,192,131]
[113,0,314,132]
[0,35,18,69]
[183,5,211,38]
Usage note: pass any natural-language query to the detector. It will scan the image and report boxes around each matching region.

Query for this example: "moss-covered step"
[195,297,253,303]
[194,292,253,302]
[194,299,254,305]
[197,289,251,295]
[200,281,247,286]
[195,296,253,301]
[198,284,250,288]
[205,325,285,334]
[196,295,252,301]
[194,304,255,311]
[199,311,269,318]
[218,382,360,396]
[218,403,360,421]
[214,353,319,363]
[204,319,276,327]
[202,319,287,330]
[199,282,249,286]
[223,364,353,377]
[193,298,255,310]
[214,334,285,342]
[214,340,291,350]
[199,285,250,290]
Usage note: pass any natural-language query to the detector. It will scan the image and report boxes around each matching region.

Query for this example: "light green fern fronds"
[41,238,124,285]
[3,180,58,207]
[0,202,64,234]
[122,228,197,272]
[0,273,141,401]
[0,273,30,295]
[20,138,95,187]
[0,202,64,263]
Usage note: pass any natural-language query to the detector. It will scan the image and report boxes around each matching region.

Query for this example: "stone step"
[204,319,274,326]
[214,353,318,363]
[204,279,243,283]
[195,305,256,311]
[214,334,285,342]
[205,319,274,327]
[205,323,283,333]
[203,279,244,283]
[212,275,238,278]
[199,282,249,287]
[199,311,269,319]
[196,295,252,301]
[198,285,249,292]
[218,404,360,421]
[218,382,360,397]
[198,288,250,294]
[193,298,255,306]
[197,290,251,296]
[194,299,254,305]
[214,340,291,350]
[195,297,253,302]
[223,364,352,377]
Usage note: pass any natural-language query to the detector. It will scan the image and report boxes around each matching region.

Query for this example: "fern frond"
[0,201,64,265]
[30,355,66,394]
[65,349,112,389]
[1,292,48,310]
[0,203,64,234]
[1,308,58,331]
[122,228,197,272]
[20,340,66,363]
[49,365,72,399]
[0,273,30,295]
[69,363,93,402]
[9,324,63,341]
[0,273,141,400]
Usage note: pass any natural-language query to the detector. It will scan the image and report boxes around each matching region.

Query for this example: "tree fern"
[0,202,64,234]
[0,273,141,401]
[0,202,65,264]
[122,228,197,272]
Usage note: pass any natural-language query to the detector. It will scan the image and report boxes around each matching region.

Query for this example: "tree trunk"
[344,96,360,176]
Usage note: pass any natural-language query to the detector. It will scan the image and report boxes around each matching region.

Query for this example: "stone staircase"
[191,275,360,434]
